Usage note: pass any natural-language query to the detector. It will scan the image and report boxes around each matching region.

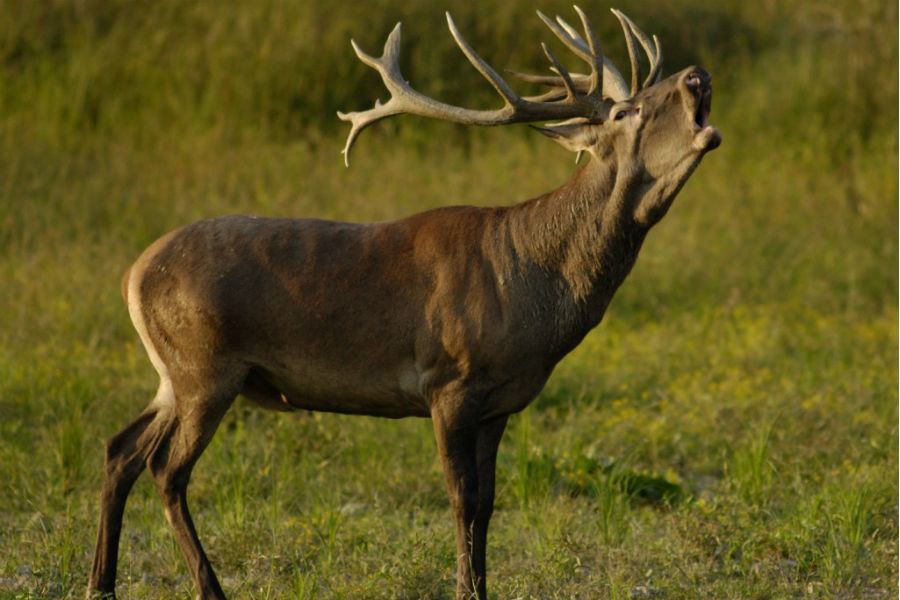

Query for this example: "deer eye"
[613,105,640,121]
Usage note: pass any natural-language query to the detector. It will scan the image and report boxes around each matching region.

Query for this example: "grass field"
[0,1,897,598]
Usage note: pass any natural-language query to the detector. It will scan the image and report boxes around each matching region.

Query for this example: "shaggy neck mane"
[504,154,650,340]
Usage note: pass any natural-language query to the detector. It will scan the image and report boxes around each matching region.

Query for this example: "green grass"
[1,0,897,598]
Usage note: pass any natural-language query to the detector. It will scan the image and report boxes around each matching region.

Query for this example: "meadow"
[0,0,897,598]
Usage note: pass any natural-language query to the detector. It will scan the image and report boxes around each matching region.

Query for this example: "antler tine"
[541,43,578,101]
[505,69,592,103]
[611,9,663,88]
[445,13,520,107]
[610,9,642,97]
[537,8,629,101]
[649,35,663,86]
[549,13,600,95]
[554,16,580,40]
[536,10,591,64]
[337,23,406,167]
[505,70,572,87]
[571,5,603,97]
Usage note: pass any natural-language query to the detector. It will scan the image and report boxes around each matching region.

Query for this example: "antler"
[610,9,663,95]
[337,6,662,166]
[529,7,630,102]
[510,8,663,103]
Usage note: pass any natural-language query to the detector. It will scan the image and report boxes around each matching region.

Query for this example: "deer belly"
[242,361,430,418]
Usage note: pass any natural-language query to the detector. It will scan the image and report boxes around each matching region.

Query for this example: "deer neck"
[506,156,649,334]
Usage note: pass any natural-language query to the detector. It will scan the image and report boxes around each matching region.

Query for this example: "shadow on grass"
[510,448,688,509]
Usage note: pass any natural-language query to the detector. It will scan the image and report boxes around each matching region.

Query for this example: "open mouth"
[684,70,721,151]
[684,70,713,132]
[693,89,711,131]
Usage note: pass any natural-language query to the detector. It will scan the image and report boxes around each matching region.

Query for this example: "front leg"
[471,415,508,593]
[431,394,491,600]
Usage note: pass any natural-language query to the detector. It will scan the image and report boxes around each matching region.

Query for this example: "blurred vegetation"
[0,0,896,598]
[1,0,895,143]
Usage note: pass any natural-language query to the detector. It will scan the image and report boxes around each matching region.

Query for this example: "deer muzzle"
[683,68,721,152]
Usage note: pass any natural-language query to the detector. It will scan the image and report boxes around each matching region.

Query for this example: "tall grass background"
[0,0,896,598]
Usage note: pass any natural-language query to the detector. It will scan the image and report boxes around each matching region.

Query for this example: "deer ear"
[530,121,600,155]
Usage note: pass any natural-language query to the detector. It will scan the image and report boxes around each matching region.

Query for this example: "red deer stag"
[88,6,720,600]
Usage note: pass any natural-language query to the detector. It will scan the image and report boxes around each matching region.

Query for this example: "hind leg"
[145,373,240,600]
[88,381,176,598]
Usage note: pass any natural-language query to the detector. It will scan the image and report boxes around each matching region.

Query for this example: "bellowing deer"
[88,6,720,600]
